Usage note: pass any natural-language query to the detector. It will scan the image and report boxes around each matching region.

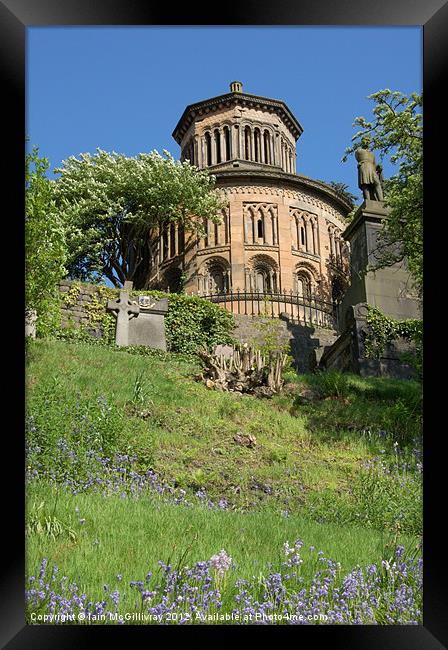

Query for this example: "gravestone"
[107,282,169,350]
[128,295,169,350]
[107,286,140,346]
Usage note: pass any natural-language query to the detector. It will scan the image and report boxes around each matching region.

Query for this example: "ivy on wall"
[364,305,422,376]
[58,282,235,354]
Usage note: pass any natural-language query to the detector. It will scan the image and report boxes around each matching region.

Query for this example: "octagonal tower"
[147,82,352,319]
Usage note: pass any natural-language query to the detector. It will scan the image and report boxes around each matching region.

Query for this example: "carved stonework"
[196,245,231,256]
[222,185,346,223]
[247,253,279,270]
[292,250,320,262]
[245,244,279,251]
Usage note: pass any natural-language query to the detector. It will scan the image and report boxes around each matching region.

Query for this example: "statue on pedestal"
[355,136,384,202]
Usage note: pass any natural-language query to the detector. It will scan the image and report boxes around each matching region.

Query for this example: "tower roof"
[172,82,304,144]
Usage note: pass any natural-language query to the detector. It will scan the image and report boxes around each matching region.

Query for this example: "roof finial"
[230,81,243,93]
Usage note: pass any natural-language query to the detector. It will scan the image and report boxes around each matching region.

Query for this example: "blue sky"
[27,26,421,201]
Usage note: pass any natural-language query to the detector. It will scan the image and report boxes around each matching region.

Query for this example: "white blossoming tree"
[53,149,227,289]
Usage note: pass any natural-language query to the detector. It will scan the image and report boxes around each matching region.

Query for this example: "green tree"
[53,149,227,289]
[343,90,422,297]
[26,145,67,335]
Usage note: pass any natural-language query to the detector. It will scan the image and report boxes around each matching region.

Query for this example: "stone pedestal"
[339,200,421,332]
[317,200,421,378]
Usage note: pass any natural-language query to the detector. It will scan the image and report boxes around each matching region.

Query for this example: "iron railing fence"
[200,290,340,331]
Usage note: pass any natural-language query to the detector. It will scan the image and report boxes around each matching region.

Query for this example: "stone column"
[275,134,281,167]
[159,229,164,262]
[215,220,220,245]
[173,224,178,257]
[250,129,255,161]
[244,268,251,291]
[277,202,294,292]
[206,220,211,248]
[229,199,246,290]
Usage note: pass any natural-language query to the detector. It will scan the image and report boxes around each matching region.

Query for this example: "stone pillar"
[244,268,250,291]
[291,216,298,250]
[229,199,246,290]
[250,129,255,161]
[206,220,211,248]
[215,220,220,245]
[275,134,281,167]
[243,212,250,243]
[277,202,294,291]
[166,224,171,259]
[159,230,164,262]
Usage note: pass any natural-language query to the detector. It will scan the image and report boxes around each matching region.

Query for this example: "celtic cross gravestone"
[107,282,140,346]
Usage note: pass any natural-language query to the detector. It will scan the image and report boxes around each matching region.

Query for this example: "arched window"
[205,132,212,166]
[162,225,169,261]
[263,131,270,164]
[300,226,306,247]
[296,273,312,299]
[244,126,251,160]
[205,258,230,294]
[257,218,264,240]
[224,126,231,161]
[254,128,261,162]
[214,130,221,164]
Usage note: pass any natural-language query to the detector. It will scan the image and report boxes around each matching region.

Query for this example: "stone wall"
[233,314,338,373]
[58,280,118,337]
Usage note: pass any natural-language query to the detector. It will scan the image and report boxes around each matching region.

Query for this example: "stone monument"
[107,281,169,350]
[107,282,140,346]
[317,152,421,378]
[128,294,169,350]
[355,137,384,202]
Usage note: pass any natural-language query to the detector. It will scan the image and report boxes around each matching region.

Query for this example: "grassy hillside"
[25,339,423,624]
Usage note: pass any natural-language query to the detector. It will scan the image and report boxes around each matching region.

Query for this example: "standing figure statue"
[355,136,384,202]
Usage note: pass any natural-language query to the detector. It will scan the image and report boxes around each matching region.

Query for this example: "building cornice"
[214,167,353,216]
[172,91,303,144]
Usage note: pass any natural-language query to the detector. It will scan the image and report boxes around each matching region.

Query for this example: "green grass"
[26,481,418,613]
[26,337,422,609]
[26,339,422,527]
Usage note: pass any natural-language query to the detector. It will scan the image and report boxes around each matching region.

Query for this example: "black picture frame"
[2,1,446,647]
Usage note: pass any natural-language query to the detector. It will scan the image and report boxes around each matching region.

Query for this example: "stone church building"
[147,82,352,317]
